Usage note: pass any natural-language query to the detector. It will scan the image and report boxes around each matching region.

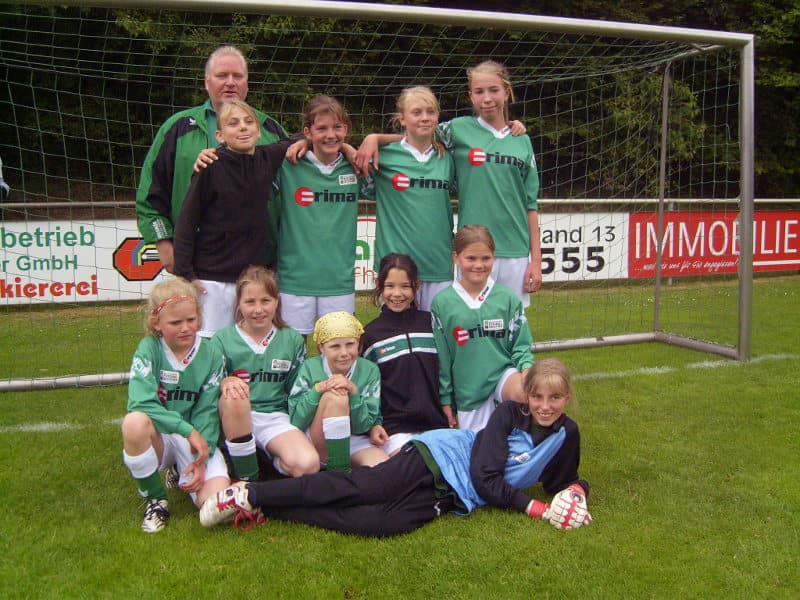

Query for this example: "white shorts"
[158,432,229,502]
[280,292,356,335]
[197,279,236,337]
[491,257,531,308]
[382,432,415,456]
[416,281,452,312]
[349,433,383,456]
[457,367,517,432]
[251,410,301,454]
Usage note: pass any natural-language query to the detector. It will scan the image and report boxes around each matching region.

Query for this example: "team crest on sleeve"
[339,173,357,186]
[290,379,310,395]
[130,356,151,378]
[362,379,380,398]
[207,366,224,388]
[510,308,527,335]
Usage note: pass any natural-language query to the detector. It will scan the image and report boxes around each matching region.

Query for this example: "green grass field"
[1,276,798,599]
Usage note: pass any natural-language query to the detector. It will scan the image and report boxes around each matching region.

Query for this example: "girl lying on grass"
[198,357,591,536]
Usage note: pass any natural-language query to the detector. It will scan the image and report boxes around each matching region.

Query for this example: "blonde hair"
[217,100,258,126]
[523,358,575,405]
[302,95,351,138]
[392,86,445,158]
[452,224,495,255]
[144,278,200,336]
[205,45,247,78]
[233,265,287,328]
[467,60,515,122]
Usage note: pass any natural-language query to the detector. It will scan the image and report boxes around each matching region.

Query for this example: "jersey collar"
[453,276,495,308]
[400,137,435,162]
[161,335,202,370]
[306,150,344,174]
[477,116,511,139]
[236,324,276,354]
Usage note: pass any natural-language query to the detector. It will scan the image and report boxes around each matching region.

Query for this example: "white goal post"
[0,1,754,390]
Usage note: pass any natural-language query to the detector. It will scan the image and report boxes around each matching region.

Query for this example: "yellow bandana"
[312,311,364,346]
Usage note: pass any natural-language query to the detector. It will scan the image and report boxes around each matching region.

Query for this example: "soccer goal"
[0,1,754,390]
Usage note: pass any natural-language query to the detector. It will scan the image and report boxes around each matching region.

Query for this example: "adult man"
[136,46,287,272]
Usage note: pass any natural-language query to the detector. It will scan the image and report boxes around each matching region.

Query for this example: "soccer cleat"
[140,498,169,533]
[199,481,265,530]
[164,465,180,489]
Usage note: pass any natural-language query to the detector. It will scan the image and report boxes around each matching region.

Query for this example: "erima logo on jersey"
[452,323,507,345]
[157,384,200,404]
[467,148,525,169]
[391,172,450,192]
[294,187,358,206]
[233,369,251,383]
[233,368,287,383]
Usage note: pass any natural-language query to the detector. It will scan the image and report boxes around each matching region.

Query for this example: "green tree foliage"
[1,2,794,199]
[471,0,799,196]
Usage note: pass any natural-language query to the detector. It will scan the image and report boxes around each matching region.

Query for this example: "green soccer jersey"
[439,116,540,258]
[361,140,455,282]
[430,278,534,411]
[288,355,382,435]
[274,152,360,296]
[127,335,224,452]
[212,324,306,414]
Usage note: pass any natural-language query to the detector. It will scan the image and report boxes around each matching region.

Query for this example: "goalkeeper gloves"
[546,484,592,530]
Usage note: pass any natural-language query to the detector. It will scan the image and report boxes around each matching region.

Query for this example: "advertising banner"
[1,211,797,305]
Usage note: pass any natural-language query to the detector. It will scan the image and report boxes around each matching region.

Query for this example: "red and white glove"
[547,484,592,530]
[525,499,551,520]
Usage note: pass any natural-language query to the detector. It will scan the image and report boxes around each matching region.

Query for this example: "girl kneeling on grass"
[122,278,230,533]
[288,311,389,472]
[198,358,591,537]
[212,265,319,481]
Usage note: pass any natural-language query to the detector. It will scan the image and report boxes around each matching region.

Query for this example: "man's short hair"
[205,46,247,78]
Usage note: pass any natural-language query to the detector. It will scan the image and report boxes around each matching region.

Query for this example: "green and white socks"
[123,445,166,500]
[323,415,351,473]
[226,434,259,481]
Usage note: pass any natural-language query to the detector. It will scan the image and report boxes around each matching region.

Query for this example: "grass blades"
[0,276,798,598]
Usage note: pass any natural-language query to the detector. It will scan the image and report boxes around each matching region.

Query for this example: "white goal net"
[0,1,754,389]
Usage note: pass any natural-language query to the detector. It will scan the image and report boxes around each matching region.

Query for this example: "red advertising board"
[628,210,800,277]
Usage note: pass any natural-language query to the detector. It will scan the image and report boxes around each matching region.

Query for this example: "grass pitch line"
[571,352,798,382]
[0,421,82,433]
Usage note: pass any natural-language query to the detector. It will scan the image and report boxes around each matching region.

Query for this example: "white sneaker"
[141,498,169,533]
[199,481,264,530]
[164,465,180,489]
